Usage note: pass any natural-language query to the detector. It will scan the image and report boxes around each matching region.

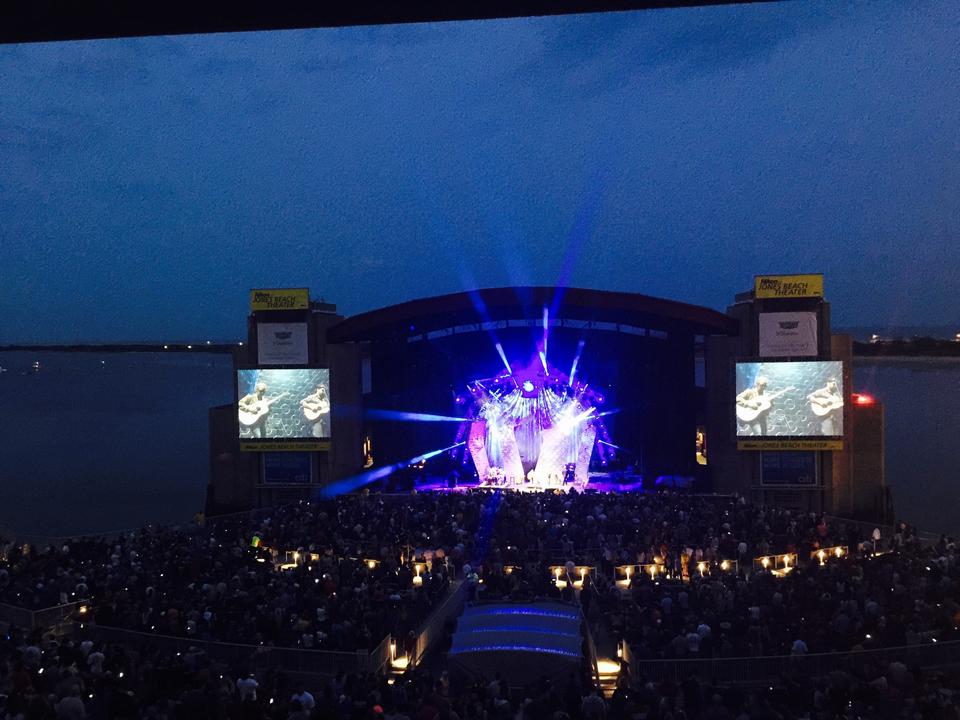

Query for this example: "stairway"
[596,658,620,698]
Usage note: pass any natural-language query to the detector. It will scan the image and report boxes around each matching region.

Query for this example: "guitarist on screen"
[238,382,287,438]
[300,383,331,437]
[807,378,843,436]
[735,376,794,436]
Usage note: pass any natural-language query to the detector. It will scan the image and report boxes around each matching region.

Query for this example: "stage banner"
[250,288,309,312]
[755,274,824,299]
[241,440,330,452]
[468,420,490,482]
[257,322,309,365]
[738,439,843,451]
[759,312,818,357]
[575,425,597,485]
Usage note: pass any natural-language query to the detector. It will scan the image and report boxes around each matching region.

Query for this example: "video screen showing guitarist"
[807,378,843,435]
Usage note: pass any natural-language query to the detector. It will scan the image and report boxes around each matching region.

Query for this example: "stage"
[411,473,646,494]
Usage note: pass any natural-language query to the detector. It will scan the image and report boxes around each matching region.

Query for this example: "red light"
[853,393,875,406]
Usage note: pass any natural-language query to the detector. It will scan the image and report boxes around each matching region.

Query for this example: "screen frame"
[236,365,332,449]
[732,358,845,440]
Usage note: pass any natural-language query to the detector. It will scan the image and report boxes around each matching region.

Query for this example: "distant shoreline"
[0,343,238,354]
[853,355,960,366]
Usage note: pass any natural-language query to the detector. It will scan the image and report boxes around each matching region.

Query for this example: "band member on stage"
[239,382,272,438]
[736,376,771,436]
[807,378,843,435]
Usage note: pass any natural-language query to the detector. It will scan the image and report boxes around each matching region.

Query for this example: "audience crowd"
[1,624,957,719]
[1,488,957,718]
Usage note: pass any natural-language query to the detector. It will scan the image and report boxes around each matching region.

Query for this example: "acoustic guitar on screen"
[237,392,289,427]
[807,391,844,417]
[300,387,331,422]
[735,386,795,423]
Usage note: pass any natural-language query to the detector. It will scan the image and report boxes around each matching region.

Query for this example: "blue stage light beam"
[542,307,549,367]
[317,464,399,498]
[598,439,626,451]
[365,410,470,423]
[495,342,511,373]
[569,338,586,386]
[319,441,467,498]
[596,409,620,418]
[410,441,467,465]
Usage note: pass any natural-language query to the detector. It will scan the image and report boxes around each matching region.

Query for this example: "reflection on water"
[0,352,233,536]
[0,352,957,537]
[853,359,960,536]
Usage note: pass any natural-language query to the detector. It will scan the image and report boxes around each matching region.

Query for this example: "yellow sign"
[754,274,824,299]
[241,441,330,452]
[738,439,843,451]
[250,288,309,312]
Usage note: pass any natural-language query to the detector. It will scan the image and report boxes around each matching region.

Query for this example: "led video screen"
[237,368,330,440]
[735,361,843,437]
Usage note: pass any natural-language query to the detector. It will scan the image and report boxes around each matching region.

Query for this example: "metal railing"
[627,640,960,686]
[368,634,394,677]
[583,614,602,692]
[411,581,466,667]
[79,624,383,676]
[0,600,87,630]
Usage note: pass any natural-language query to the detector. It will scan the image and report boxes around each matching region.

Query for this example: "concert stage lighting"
[459,349,612,488]
[365,410,469,423]
[318,441,466,497]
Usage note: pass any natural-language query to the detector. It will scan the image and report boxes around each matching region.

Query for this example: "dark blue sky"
[1,1,958,342]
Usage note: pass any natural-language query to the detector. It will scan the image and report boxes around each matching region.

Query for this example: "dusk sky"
[1,1,958,343]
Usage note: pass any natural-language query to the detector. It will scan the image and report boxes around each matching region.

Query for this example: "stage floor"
[413,475,645,493]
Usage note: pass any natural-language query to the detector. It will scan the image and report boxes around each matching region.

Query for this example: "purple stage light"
[458,343,614,487]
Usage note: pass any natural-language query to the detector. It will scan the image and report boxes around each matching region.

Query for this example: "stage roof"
[327,286,737,342]
[3,2,777,45]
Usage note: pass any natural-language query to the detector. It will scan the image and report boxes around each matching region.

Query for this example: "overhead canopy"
[2,2,778,45]
[327,286,737,343]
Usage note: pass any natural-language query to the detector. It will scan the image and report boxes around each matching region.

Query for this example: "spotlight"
[522,380,535,393]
